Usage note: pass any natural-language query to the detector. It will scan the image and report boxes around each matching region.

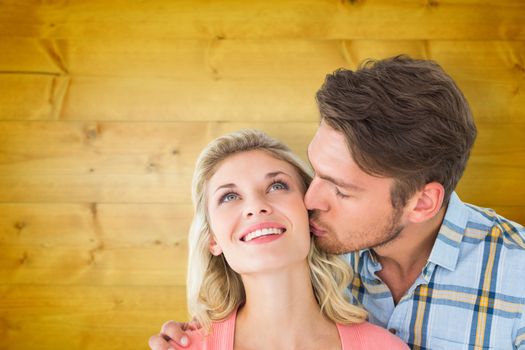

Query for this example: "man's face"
[305,121,405,254]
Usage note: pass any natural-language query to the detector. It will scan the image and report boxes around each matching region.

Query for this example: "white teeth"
[243,228,285,242]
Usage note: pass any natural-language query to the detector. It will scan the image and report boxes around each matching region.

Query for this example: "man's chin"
[314,236,357,255]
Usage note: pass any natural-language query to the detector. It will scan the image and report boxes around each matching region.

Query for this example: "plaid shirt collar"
[427,192,468,272]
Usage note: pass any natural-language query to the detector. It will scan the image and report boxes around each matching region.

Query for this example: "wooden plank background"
[1,1,524,349]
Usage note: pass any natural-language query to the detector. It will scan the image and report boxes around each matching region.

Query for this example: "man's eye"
[335,188,349,199]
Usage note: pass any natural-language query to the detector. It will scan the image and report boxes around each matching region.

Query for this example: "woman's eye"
[220,193,239,203]
[269,181,288,191]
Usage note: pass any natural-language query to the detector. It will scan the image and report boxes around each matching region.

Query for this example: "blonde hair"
[187,129,367,331]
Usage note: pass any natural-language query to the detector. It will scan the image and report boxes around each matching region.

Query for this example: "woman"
[150,129,408,349]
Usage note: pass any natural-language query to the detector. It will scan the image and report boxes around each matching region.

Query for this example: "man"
[149,56,525,349]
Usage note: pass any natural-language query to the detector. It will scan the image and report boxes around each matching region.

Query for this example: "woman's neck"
[233,261,341,350]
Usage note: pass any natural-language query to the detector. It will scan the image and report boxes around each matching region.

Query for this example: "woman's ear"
[209,236,223,256]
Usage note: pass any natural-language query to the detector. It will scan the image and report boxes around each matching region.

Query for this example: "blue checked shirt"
[345,192,525,349]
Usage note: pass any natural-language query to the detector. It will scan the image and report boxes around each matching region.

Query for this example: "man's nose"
[304,177,328,211]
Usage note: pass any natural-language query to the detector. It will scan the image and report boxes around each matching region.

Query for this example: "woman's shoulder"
[337,321,409,350]
[184,313,237,350]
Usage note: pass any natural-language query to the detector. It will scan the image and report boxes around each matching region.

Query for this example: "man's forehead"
[308,124,349,161]
[307,125,389,185]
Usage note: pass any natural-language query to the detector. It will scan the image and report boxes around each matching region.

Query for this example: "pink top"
[185,312,409,349]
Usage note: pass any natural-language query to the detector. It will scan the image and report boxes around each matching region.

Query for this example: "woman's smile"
[240,222,287,242]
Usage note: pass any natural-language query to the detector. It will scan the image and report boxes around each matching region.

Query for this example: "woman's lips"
[243,233,284,245]
[239,222,286,242]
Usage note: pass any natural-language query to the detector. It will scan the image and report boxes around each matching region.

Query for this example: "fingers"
[148,334,177,350]
[160,320,190,348]
[185,319,202,332]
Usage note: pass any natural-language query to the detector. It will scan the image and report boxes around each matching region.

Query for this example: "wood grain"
[0,285,188,350]
[1,40,523,122]
[6,1,522,40]
[1,2,524,349]
[0,203,191,285]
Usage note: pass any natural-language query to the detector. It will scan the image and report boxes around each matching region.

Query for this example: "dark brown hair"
[316,55,477,208]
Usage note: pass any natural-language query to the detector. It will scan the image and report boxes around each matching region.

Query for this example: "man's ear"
[209,236,223,256]
[407,182,445,223]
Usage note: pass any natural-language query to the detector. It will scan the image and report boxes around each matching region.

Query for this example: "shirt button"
[388,328,397,335]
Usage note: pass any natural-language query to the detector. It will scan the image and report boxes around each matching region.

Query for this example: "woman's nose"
[243,197,272,218]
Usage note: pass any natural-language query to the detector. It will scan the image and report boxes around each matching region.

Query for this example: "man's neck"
[373,207,446,304]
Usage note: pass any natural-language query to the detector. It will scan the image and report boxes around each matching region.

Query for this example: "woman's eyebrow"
[265,171,291,179]
[213,183,236,194]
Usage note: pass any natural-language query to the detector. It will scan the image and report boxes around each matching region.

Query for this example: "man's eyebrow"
[318,174,364,192]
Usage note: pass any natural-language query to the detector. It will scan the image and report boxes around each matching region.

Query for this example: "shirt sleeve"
[514,304,525,349]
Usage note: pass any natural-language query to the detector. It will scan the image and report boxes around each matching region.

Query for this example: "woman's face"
[206,150,311,275]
